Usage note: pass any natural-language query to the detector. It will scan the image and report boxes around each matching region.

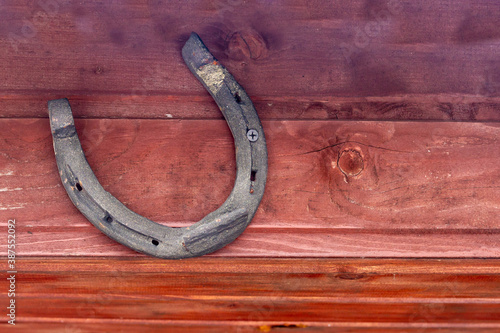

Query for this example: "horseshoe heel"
[48,33,267,259]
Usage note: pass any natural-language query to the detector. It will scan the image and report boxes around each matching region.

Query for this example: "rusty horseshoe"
[48,33,267,259]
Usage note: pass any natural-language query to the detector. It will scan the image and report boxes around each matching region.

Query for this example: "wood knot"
[336,273,365,280]
[226,29,268,60]
[338,149,364,177]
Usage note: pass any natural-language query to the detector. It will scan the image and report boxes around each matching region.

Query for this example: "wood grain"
[0,0,499,119]
[0,118,498,257]
[1,1,500,330]
[2,96,500,121]
[1,258,499,331]
[5,323,500,333]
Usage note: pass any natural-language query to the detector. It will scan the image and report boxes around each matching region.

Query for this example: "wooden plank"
[1,258,499,330]
[1,95,500,120]
[5,229,500,257]
[1,119,499,257]
[8,298,500,323]
[11,258,500,274]
[6,322,500,333]
[11,271,500,299]
[0,0,499,118]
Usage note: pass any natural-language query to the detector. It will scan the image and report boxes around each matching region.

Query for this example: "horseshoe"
[48,33,267,259]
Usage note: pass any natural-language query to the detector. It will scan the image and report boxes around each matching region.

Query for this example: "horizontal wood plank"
[9,298,500,323]
[0,0,499,118]
[1,95,500,121]
[1,258,499,330]
[0,118,499,257]
[10,257,500,274]
[5,322,500,333]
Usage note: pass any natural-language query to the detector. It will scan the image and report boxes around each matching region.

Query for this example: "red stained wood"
[6,323,500,333]
[1,95,500,121]
[1,258,499,331]
[0,0,499,120]
[11,257,500,274]
[1,0,500,330]
[11,298,500,323]
[1,118,499,257]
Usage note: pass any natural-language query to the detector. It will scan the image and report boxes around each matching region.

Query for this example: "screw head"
[247,129,259,142]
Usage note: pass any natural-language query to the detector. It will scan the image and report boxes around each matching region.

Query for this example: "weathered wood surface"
[6,325,500,333]
[2,96,500,121]
[1,0,500,330]
[0,0,499,120]
[0,118,498,257]
[1,258,499,332]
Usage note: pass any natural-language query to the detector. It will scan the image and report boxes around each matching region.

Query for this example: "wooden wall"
[0,0,499,331]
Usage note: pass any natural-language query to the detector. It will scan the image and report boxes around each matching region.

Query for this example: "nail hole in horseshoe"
[75,182,83,191]
[234,92,242,104]
[250,170,257,182]
[105,215,113,223]
[152,239,159,246]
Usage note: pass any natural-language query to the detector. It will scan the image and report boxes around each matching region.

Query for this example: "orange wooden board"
[5,324,500,333]
[1,118,498,257]
[1,258,499,331]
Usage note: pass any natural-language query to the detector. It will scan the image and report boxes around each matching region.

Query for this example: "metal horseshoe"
[48,33,267,259]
